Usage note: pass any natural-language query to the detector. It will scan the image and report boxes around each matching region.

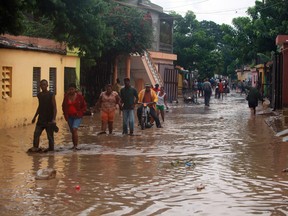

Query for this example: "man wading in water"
[30,79,57,152]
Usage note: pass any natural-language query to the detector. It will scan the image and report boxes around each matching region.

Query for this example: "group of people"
[98,78,168,135]
[182,77,264,114]
[30,78,168,152]
[182,78,213,106]
[30,77,264,152]
[31,80,87,152]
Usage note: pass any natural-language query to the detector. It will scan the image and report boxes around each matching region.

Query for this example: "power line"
[162,1,283,16]
[164,0,210,10]
[103,1,285,22]
[164,6,248,15]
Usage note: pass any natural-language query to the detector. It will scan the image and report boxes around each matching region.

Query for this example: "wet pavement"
[1,92,288,216]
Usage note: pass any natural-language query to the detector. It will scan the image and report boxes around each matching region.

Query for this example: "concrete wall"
[0,48,79,128]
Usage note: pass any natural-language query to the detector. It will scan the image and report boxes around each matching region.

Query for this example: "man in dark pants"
[203,78,212,106]
[137,83,162,128]
[31,79,57,152]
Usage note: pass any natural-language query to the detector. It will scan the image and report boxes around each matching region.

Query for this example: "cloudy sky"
[152,0,257,25]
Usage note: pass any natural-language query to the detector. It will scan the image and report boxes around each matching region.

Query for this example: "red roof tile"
[0,34,66,54]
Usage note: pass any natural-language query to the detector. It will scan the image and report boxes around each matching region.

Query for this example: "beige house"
[0,34,80,128]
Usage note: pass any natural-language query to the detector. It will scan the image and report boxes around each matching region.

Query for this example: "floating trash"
[171,159,196,168]
[35,168,56,180]
[196,183,205,191]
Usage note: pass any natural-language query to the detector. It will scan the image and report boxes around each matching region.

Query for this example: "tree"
[103,3,153,56]
[172,11,224,79]
[226,0,288,68]
[1,0,112,58]
[248,0,288,56]
[31,0,110,58]
[0,0,25,35]
[2,0,153,59]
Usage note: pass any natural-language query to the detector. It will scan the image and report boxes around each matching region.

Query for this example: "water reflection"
[0,94,288,215]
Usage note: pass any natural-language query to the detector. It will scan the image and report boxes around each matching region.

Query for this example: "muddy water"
[1,93,288,216]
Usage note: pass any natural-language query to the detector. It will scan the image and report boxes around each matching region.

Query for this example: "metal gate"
[164,68,178,103]
[272,52,283,110]
[80,59,112,107]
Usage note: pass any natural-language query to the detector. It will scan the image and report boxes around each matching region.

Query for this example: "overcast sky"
[152,0,257,25]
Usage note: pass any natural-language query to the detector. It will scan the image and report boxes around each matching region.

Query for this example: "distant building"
[236,66,252,82]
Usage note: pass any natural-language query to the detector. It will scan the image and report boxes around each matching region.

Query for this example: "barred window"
[33,67,41,97]
[49,67,57,95]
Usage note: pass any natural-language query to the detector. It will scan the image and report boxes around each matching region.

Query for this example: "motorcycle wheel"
[141,117,145,130]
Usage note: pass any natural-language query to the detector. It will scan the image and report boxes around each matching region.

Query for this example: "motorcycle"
[138,102,154,130]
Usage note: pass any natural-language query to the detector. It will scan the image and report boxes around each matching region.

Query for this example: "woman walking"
[246,86,263,115]
[62,83,87,150]
[97,84,121,134]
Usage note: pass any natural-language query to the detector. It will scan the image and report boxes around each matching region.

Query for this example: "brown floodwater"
[1,93,288,216]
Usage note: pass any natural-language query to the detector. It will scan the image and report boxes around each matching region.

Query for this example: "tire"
[141,116,145,130]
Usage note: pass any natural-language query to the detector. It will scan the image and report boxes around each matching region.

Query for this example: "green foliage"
[21,15,54,38]
[172,11,224,79]
[1,0,153,59]
[34,0,110,58]
[0,0,24,35]
[103,2,153,56]
[171,0,288,79]
[3,0,288,80]
[231,0,288,66]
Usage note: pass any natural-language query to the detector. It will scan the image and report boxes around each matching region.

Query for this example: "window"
[49,67,57,95]
[33,67,41,97]
[64,67,76,92]
[160,20,172,44]
[2,66,12,99]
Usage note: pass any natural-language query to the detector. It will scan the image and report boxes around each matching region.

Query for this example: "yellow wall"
[237,71,251,81]
[66,47,81,87]
[0,48,79,128]
[255,64,264,84]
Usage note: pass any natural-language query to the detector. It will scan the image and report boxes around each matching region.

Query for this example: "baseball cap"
[145,83,151,87]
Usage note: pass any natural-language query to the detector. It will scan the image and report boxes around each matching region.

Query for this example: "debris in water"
[171,159,195,168]
[35,168,56,180]
[283,136,288,142]
[276,129,288,137]
[196,184,205,191]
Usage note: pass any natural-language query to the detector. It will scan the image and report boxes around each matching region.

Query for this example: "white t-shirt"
[157,92,166,106]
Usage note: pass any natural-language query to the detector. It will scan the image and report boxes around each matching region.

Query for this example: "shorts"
[101,110,115,122]
[156,105,165,111]
[68,117,82,129]
[248,102,257,108]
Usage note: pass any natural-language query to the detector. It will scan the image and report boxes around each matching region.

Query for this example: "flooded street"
[1,92,288,216]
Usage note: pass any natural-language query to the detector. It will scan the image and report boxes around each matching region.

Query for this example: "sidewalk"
[264,109,288,138]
